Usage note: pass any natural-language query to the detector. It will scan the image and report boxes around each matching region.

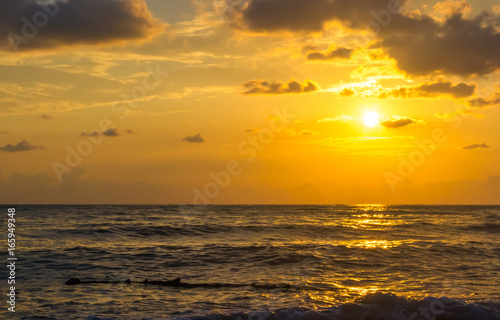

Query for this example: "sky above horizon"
[0,0,499,204]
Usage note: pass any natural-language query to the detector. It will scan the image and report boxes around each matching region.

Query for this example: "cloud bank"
[81,128,120,137]
[307,47,353,61]
[0,0,162,51]
[468,92,500,108]
[0,140,44,152]
[243,78,318,95]
[224,0,500,76]
[379,81,475,99]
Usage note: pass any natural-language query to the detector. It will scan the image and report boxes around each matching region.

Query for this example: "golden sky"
[0,0,499,204]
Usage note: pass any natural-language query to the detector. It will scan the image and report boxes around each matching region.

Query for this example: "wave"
[461,222,500,233]
[54,223,404,239]
[82,293,500,320]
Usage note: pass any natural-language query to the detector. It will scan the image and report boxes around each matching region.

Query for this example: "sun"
[363,112,380,127]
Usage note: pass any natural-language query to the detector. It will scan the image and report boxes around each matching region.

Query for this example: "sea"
[0,205,499,320]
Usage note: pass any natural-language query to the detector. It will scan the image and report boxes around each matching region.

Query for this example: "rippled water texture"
[1,205,499,319]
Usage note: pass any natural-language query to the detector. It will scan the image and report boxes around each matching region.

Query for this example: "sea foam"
[84,293,500,320]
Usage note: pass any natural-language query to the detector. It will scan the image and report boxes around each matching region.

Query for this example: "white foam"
[84,294,500,320]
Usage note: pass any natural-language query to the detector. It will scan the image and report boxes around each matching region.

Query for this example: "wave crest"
[84,293,500,320]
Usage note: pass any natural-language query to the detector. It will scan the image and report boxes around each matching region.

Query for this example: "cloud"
[307,47,353,61]
[299,129,320,136]
[0,0,162,51]
[377,13,500,75]
[182,133,206,143]
[462,143,490,150]
[125,129,137,134]
[317,114,353,123]
[0,140,44,152]
[380,117,420,129]
[378,81,475,99]
[226,0,500,76]
[0,131,9,135]
[103,128,119,137]
[40,114,53,120]
[339,88,355,97]
[433,0,471,20]
[468,92,500,108]
[81,128,119,137]
[416,81,475,98]
[232,0,397,32]
[243,78,318,95]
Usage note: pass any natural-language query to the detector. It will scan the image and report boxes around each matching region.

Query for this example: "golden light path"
[301,204,414,306]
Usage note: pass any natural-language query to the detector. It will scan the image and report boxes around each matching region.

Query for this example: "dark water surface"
[1,205,499,319]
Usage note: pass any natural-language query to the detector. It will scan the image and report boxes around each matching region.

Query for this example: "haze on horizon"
[0,0,499,204]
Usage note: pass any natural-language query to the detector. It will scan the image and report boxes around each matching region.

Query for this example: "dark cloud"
[40,114,53,120]
[379,81,475,99]
[125,129,136,134]
[243,78,318,95]
[462,143,490,150]
[182,133,206,143]
[227,0,500,75]
[380,117,418,128]
[0,0,162,51]
[235,0,398,32]
[81,128,119,137]
[0,131,9,135]
[0,139,44,152]
[307,47,353,61]
[378,13,500,75]
[237,0,333,32]
[416,81,475,98]
[468,93,500,108]
[103,128,119,137]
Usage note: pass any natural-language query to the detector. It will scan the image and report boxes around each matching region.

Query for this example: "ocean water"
[1,205,499,320]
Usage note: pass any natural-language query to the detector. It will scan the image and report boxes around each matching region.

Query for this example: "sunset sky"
[0,0,499,204]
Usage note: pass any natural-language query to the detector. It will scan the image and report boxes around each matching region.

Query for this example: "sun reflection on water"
[343,239,410,249]
[353,204,389,211]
